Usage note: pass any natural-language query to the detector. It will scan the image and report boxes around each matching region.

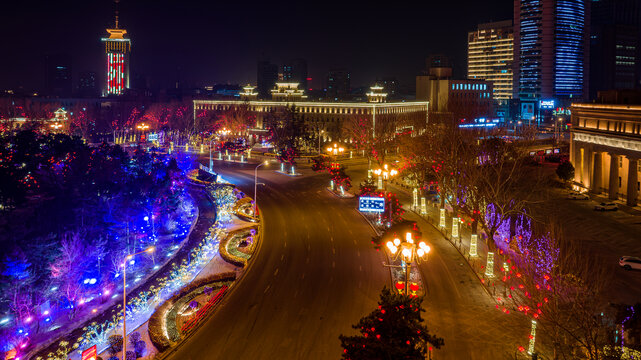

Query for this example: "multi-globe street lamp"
[386,232,430,296]
[373,163,398,191]
[122,246,155,358]
[326,143,344,166]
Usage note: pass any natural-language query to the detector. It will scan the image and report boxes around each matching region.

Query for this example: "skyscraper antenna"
[114,0,120,29]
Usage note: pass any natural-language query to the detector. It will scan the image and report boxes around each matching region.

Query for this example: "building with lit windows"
[590,0,641,98]
[514,0,590,117]
[101,8,131,96]
[570,101,641,206]
[326,69,351,100]
[270,82,307,101]
[468,20,514,101]
[194,85,428,142]
[416,58,494,122]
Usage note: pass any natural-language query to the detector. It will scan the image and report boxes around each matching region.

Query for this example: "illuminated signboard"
[148,133,159,141]
[359,196,385,213]
[539,100,555,109]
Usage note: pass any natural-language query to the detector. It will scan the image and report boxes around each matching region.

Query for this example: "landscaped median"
[148,272,236,352]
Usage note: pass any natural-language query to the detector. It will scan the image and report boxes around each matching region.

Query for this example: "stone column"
[609,153,619,200]
[627,158,638,207]
[591,152,603,193]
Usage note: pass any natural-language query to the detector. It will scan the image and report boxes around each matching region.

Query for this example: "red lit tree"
[340,287,443,360]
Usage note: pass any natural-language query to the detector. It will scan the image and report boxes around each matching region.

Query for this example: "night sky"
[0,0,513,92]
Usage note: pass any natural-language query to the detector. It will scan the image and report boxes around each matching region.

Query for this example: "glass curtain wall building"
[514,0,589,118]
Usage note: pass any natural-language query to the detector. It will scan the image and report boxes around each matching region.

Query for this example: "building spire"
[114,0,120,29]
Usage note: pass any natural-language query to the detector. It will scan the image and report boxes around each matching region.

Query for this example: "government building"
[570,101,641,206]
[193,84,429,143]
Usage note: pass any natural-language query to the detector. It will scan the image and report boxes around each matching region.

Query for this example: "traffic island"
[148,272,236,352]
[219,226,259,267]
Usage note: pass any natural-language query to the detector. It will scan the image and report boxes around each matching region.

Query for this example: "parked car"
[619,256,641,270]
[594,202,618,211]
[567,191,589,200]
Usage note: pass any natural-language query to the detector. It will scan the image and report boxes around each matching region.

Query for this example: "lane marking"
[357,250,360,257]
[273,268,279,276]
[359,265,362,272]
[284,241,287,248]
[264,285,270,294]
[332,248,336,254]
[280,254,284,261]
[353,239,357,245]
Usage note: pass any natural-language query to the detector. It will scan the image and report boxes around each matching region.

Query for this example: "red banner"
[81,345,97,360]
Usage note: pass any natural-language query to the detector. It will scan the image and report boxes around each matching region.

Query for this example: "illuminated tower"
[102,0,131,96]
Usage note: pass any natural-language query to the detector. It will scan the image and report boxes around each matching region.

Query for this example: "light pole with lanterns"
[326,143,344,166]
[122,246,155,358]
[373,164,398,191]
[385,232,430,296]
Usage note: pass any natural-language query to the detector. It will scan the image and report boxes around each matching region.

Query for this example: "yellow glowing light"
[393,238,401,247]
[402,248,412,259]
[417,249,425,257]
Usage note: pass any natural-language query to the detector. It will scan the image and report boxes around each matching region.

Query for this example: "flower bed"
[147,272,236,352]
[219,227,259,267]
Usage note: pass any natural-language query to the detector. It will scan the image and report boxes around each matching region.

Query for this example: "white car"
[619,256,641,271]
[567,192,589,200]
[594,202,618,211]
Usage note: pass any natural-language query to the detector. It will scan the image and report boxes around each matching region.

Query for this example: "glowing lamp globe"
[417,249,425,257]
[402,248,411,259]
[393,238,401,246]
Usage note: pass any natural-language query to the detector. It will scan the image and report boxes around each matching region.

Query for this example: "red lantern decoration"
[410,283,419,292]
[395,282,405,290]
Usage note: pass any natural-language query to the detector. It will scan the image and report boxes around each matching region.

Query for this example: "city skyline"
[0,0,513,93]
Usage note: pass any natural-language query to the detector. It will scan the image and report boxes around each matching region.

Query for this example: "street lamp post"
[385,232,430,296]
[326,143,344,166]
[122,246,155,358]
[254,160,269,216]
[317,129,325,155]
[373,164,398,191]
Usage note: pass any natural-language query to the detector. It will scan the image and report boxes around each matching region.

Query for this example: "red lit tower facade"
[101,8,131,96]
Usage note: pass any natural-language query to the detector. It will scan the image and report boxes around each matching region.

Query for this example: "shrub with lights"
[339,287,443,360]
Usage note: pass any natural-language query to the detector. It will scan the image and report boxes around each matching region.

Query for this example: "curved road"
[168,159,529,359]
[167,161,389,359]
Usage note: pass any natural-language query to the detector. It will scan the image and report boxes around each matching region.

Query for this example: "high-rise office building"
[514,0,590,113]
[101,1,131,96]
[257,60,278,99]
[44,54,72,97]
[590,0,641,98]
[79,71,98,97]
[282,58,308,90]
[468,20,514,101]
[326,69,350,100]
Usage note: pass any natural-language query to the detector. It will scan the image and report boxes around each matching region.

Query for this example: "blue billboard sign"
[359,196,385,213]
[539,100,555,109]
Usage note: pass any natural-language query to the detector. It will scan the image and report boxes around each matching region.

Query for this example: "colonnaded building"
[193,84,429,143]
[570,102,641,206]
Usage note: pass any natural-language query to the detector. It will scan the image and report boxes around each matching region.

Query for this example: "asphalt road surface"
[166,161,389,359]
[166,159,530,359]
